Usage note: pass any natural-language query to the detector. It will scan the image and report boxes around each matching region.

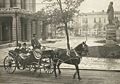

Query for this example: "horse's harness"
[54,49,83,64]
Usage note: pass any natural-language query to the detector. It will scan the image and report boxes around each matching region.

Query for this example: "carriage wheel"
[29,63,37,72]
[44,65,54,74]
[3,56,16,74]
[43,59,54,74]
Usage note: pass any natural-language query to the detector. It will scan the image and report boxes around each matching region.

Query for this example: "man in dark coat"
[31,34,41,49]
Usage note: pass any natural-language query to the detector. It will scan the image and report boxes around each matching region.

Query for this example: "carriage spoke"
[3,56,16,74]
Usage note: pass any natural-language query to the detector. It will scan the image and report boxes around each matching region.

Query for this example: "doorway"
[21,18,27,41]
[0,17,12,43]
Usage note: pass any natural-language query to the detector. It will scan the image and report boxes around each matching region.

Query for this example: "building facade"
[0,0,41,44]
[73,11,120,37]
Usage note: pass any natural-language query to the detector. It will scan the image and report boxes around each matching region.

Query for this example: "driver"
[31,34,42,62]
[31,34,41,49]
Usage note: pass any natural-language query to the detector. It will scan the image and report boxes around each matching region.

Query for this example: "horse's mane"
[74,43,83,51]
[54,43,84,57]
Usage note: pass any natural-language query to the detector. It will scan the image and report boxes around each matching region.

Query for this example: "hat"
[23,43,27,46]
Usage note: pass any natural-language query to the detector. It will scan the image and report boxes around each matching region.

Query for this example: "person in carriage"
[20,43,30,60]
[31,34,43,64]
[14,43,22,53]
[31,34,41,50]
[19,43,31,69]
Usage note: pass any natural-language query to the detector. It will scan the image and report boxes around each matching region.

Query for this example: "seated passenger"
[14,43,22,54]
[19,43,30,60]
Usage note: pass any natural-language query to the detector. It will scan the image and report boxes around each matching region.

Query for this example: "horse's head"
[74,41,89,56]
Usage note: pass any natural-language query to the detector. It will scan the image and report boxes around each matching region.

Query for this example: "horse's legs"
[57,62,61,75]
[75,65,81,80]
[73,71,77,79]
[53,62,57,78]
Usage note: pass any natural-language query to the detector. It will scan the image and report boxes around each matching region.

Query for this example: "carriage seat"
[19,53,30,60]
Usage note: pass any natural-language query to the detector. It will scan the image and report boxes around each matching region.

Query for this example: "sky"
[36,0,120,13]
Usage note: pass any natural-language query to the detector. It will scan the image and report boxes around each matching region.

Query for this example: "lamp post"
[15,12,18,46]
[85,15,88,42]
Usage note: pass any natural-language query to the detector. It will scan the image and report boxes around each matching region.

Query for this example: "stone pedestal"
[106,24,117,46]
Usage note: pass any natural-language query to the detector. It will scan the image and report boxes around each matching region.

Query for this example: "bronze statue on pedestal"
[107,2,114,24]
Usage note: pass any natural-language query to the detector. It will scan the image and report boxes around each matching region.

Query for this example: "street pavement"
[0,37,120,71]
[0,67,120,84]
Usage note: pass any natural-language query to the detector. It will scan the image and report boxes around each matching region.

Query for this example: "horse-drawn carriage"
[3,42,88,80]
[3,46,54,74]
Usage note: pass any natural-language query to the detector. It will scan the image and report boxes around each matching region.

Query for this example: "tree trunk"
[64,22,70,50]
[57,0,70,50]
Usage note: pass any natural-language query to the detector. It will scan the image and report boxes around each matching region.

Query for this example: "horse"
[52,42,88,80]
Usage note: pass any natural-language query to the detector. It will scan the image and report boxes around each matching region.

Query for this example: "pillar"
[29,0,33,11]
[26,0,30,11]
[42,21,47,41]
[0,21,2,41]
[106,24,117,45]
[31,20,36,34]
[17,16,21,41]
[16,0,21,8]
[37,20,42,39]
[27,19,32,41]
[5,0,10,8]
[12,16,17,41]
[32,0,36,12]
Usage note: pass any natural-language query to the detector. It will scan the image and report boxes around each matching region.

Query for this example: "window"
[0,0,5,8]
[99,18,101,23]
[104,18,106,23]
[10,0,17,7]
[82,18,88,23]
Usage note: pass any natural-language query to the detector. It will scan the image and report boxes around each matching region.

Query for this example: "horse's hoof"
[73,76,75,79]
[59,73,61,75]
[78,77,82,80]
[55,76,57,78]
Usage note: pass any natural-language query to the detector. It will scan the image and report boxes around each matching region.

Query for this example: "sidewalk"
[0,47,120,71]
[60,57,120,71]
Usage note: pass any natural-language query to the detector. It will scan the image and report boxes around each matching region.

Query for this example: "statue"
[107,2,114,24]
